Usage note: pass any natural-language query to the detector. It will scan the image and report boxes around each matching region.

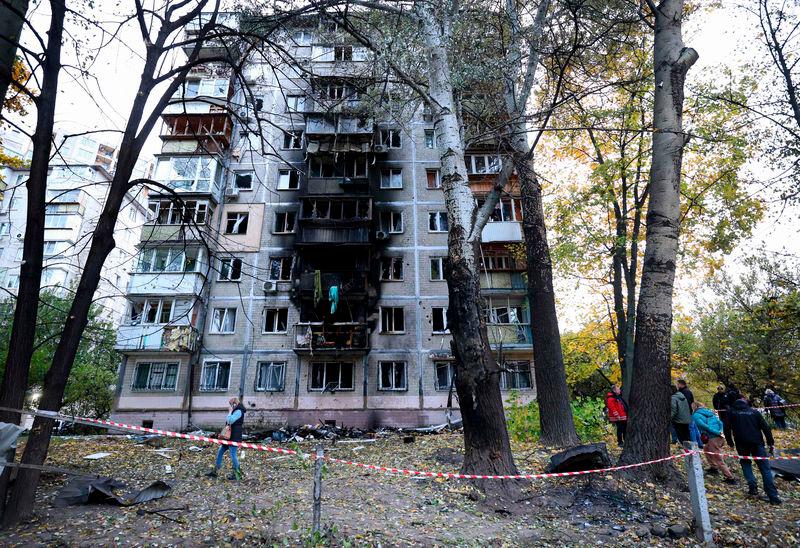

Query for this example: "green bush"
[504,393,609,444]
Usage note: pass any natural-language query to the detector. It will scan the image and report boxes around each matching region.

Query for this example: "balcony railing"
[160,113,232,149]
[486,323,532,346]
[296,226,371,245]
[479,272,526,292]
[293,322,369,352]
[139,223,210,245]
[481,221,523,243]
[116,324,198,352]
[127,271,205,296]
[298,271,368,296]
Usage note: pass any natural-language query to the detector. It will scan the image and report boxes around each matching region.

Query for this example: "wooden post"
[682,442,713,544]
[312,444,324,534]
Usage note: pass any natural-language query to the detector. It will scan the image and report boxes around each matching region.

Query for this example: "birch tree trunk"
[417,3,519,488]
[619,0,697,472]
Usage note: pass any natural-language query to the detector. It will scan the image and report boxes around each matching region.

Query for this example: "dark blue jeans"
[738,444,779,500]
[216,445,239,469]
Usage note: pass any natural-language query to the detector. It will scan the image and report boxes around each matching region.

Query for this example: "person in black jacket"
[728,397,781,504]
[720,383,741,446]
[206,397,247,480]
[677,379,694,409]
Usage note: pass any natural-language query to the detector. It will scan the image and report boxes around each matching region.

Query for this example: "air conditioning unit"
[224,185,239,199]
[375,230,389,241]
[373,144,388,153]
[263,280,278,293]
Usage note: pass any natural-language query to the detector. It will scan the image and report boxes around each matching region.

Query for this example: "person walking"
[206,397,246,480]
[605,384,628,447]
[763,389,788,429]
[692,402,736,484]
[721,384,741,446]
[671,384,692,442]
[728,396,781,505]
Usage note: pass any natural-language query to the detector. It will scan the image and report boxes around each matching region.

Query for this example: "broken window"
[310,362,354,391]
[283,130,303,149]
[424,129,435,149]
[200,361,230,391]
[234,171,253,190]
[218,257,243,281]
[210,307,237,334]
[277,169,300,189]
[432,307,449,333]
[274,211,297,233]
[380,307,405,333]
[426,169,441,189]
[379,361,407,391]
[380,129,401,148]
[380,257,404,281]
[430,257,445,281]
[256,361,286,391]
[263,308,288,333]
[225,212,249,234]
[434,361,454,391]
[501,361,532,390]
[268,256,293,280]
[334,45,353,61]
[428,211,449,232]
[379,210,403,233]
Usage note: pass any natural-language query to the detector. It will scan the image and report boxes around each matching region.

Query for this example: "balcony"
[481,221,523,243]
[127,271,205,296]
[297,271,368,298]
[115,324,198,352]
[296,226,371,245]
[306,114,373,136]
[479,272,526,293]
[182,13,239,60]
[293,322,369,353]
[305,177,370,194]
[139,223,211,245]
[160,112,232,150]
[486,323,533,346]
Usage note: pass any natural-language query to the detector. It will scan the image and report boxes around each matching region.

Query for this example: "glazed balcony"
[479,272,526,294]
[115,324,198,353]
[139,223,212,246]
[486,323,533,346]
[293,322,370,353]
[481,221,523,243]
[127,271,205,296]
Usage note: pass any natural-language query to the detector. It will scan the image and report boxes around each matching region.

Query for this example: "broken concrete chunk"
[649,525,668,538]
[667,524,689,539]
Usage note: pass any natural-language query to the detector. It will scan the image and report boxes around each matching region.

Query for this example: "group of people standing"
[606,380,788,505]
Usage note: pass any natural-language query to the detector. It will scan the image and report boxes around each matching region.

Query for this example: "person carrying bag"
[206,397,246,480]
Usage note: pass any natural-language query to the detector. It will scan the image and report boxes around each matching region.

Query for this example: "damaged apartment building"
[111,13,535,430]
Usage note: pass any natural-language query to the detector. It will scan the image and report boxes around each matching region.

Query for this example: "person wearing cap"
[763,389,788,429]
[728,395,781,505]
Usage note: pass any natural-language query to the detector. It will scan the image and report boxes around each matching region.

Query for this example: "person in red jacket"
[606,384,629,447]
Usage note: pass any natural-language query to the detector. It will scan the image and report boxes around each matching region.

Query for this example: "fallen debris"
[54,476,172,507]
[83,452,113,460]
[545,443,611,474]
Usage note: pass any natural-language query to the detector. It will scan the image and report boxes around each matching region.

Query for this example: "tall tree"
[619,0,697,473]
[0,0,29,110]
[0,0,65,518]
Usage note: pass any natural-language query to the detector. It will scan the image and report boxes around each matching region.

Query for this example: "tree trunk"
[0,0,64,519]
[0,0,29,110]
[515,153,579,446]
[619,0,697,474]
[417,3,519,489]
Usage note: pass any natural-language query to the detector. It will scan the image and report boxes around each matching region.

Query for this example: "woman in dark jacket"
[207,397,246,480]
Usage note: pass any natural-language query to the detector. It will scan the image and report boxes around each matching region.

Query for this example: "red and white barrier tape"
[702,450,800,461]
[79,417,300,456]
[78,416,693,480]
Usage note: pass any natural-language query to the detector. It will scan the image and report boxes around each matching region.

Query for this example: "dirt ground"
[2,429,799,546]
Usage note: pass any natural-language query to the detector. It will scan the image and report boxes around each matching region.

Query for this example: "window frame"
[431,307,449,334]
[282,130,304,149]
[277,168,300,190]
[218,257,243,282]
[131,361,180,391]
[500,361,533,390]
[225,212,249,235]
[428,211,449,232]
[262,308,289,333]
[199,360,231,392]
[234,171,254,191]
[434,360,454,391]
[380,129,402,149]
[426,169,441,189]
[378,361,408,391]
[309,361,355,392]
[424,129,435,149]
[380,306,405,334]
[255,361,286,392]
[379,168,403,190]
[379,256,404,281]
[430,257,445,281]
[379,210,403,234]
[209,307,237,334]
[273,211,297,234]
